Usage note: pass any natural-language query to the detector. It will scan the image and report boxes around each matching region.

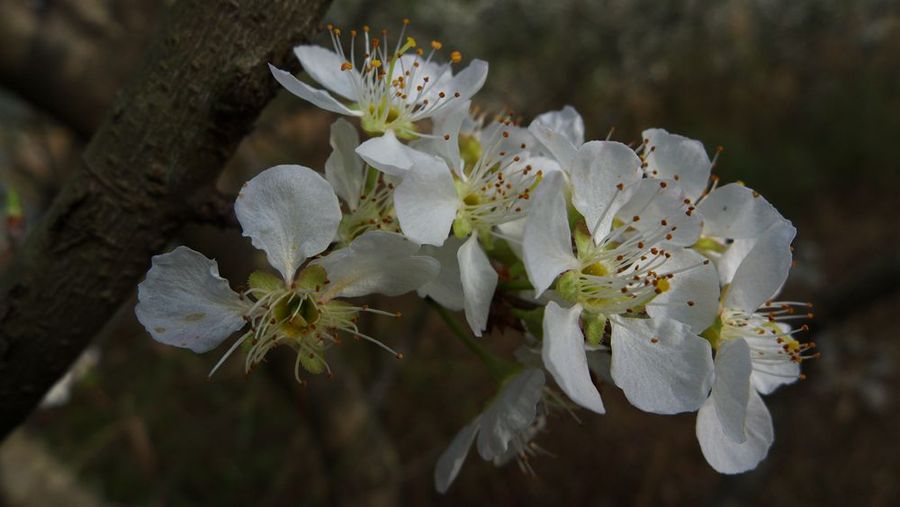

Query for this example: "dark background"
[1,0,898,505]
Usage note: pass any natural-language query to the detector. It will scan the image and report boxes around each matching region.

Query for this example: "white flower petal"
[269,64,361,117]
[714,237,756,285]
[570,141,643,239]
[610,316,714,414]
[394,54,452,106]
[647,248,720,333]
[724,220,797,313]
[528,123,577,169]
[531,105,585,148]
[315,231,439,298]
[434,417,480,494]
[542,302,605,414]
[615,178,702,247]
[491,415,546,466]
[477,368,545,460]
[522,171,579,297]
[444,59,489,103]
[696,389,773,474]
[293,45,357,100]
[746,322,801,395]
[458,234,498,337]
[496,217,526,259]
[324,118,364,209]
[355,129,425,177]
[235,165,342,283]
[642,128,711,202]
[711,338,753,443]
[699,183,784,239]
[393,154,459,246]
[136,246,247,353]
[414,100,468,174]
[417,237,466,311]
[750,360,801,395]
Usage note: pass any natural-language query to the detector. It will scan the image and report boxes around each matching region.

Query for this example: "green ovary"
[459,134,482,169]
[360,105,416,138]
[694,236,727,254]
[700,316,724,349]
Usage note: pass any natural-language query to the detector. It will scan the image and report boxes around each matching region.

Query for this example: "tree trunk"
[0,0,166,138]
[0,0,332,439]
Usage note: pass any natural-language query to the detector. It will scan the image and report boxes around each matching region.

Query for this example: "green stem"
[426,299,518,381]
[498,278,533,292]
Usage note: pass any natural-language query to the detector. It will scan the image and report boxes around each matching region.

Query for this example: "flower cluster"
[135,21,815,492]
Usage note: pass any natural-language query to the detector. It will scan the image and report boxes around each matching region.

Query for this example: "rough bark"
[0,0,332,439]
[0,0,166,138]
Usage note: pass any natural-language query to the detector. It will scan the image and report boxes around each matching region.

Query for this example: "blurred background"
[1,0,898,505]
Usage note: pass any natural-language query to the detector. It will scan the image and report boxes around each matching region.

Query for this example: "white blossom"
[136,165,438,379]
[522,143,719,415]
[435,368,547,493]
[361,101,552,335]
[694,218,815,473]
[324,119,400,244]
[269,23,487,141]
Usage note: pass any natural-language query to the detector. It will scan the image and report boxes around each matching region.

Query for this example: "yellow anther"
[431,40,443,50]
[341,62,352,71]
[656,278,671,293]
[450,51,462,63]
[397,36,416,55]
[371,59,382,68]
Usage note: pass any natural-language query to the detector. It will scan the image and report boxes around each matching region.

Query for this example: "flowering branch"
[89,16,817,493]
[0,0,333,439]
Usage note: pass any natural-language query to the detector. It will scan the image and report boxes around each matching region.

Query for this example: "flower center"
[451,128,542,238]
[338,172,398,244]
[721,304,816,362]
[233,266,403,382]
[327,21,466,137]
[557,221,682,317]
[701,302,817,380]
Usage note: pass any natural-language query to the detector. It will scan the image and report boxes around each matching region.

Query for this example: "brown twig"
[0,0,333,439]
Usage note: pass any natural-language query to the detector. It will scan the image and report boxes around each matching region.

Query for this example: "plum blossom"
[522,142,720,415]
[526,105,585,170]
[136,165,438,379]
[694,218,815,473]
[638,128,717,204]
[324,118,401,244]
[268,22,487,143]
[435,368,548,493]
[132,20,816,482]
[361,101,552,335]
